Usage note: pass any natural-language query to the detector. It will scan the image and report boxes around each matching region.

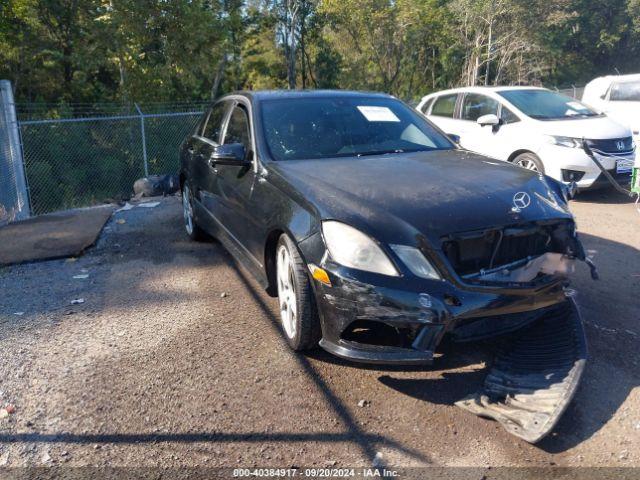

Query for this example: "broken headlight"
[390,244,442,280]
[322,221,399,276]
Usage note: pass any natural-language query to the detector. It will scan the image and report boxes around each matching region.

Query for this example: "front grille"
[442,221,571,277]
[586,136,634,154]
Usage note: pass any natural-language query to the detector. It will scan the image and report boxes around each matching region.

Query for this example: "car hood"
[535,115,631,139]
[269,150,573,248]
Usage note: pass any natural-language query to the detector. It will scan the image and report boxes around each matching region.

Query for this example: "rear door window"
[430,94,458,118]
[461,93,499,121]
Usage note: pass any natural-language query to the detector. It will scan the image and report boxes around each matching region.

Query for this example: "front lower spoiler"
[456,299,587,443]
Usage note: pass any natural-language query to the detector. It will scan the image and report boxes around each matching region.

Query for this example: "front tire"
[512,152,545,174]
[276,234,321,351]
[182,184,207,241]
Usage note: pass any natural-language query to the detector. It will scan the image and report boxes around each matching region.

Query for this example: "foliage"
[1,0,639,104]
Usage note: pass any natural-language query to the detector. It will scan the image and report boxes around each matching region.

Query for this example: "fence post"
[135,103,149,177]
[0,80,30,223]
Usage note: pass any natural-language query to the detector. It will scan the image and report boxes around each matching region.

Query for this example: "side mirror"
[211,143,250,166]
[447,133,461,144]
[477,114,500,127]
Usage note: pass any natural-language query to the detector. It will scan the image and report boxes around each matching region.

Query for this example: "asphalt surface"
[0,190,638,470]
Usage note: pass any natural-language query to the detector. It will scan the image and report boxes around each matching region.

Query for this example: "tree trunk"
[211,54,227,100]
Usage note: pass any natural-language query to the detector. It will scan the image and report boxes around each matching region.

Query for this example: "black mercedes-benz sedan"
[180,90,591,441]
[180,89,588,361]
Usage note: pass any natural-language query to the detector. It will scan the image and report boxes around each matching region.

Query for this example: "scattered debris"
[65,257,77,263]
[372,452,384,468]
[73,274,89,279]
[5,405,15,414]
[70,298,85,305]
[357,399,369,408]
[116,203,135,213]
[13,312,24,316]
[116,219,126,225]
[116,201,160,212]
[133,174,179,197]
[41,452,51,464]
[220,292,228,298]
[619,450,629,460]
[138,201,160,209]
[0,409,8,419]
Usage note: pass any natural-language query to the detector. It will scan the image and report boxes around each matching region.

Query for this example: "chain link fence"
[551,86,585,100]
[16,102,208,216]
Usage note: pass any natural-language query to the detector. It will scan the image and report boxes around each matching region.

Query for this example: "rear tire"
[182,184,207,241]
[276,234,321,351]
[512,152,545,174]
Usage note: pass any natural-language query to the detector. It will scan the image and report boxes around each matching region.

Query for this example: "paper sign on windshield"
[357,106,400,122]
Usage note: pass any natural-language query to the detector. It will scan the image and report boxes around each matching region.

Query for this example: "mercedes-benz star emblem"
[512,191,531,212]
[616,140,625,151]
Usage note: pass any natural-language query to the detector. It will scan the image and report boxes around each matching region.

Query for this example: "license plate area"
[616,157,635,174]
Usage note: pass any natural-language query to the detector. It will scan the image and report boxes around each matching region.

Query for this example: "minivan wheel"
[513,152,545,174]
[276,234,321,351]
[182,185,206,241]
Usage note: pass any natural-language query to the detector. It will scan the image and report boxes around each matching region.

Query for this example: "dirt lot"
[0,190,638,471]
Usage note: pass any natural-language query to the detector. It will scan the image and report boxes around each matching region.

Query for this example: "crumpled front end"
[297,216,591,442]
[299,217,590,366]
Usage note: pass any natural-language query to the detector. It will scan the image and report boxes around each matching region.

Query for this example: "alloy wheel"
[516,158,539,172]
[277,244,297,339]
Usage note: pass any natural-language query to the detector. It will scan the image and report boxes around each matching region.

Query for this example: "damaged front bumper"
[310,259,571,366]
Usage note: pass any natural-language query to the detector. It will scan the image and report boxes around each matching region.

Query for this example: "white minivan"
[582,74,640,146]
[416,86,636,189]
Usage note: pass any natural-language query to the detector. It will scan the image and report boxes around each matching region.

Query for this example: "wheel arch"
[507,149,537,163]
[264,228,285,297]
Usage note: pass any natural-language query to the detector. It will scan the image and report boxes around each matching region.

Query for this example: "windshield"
[260,96,454,161]
[498,89,600,120]
[610,81,640,101]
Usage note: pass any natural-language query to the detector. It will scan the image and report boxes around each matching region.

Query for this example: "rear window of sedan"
[260,96,454,161]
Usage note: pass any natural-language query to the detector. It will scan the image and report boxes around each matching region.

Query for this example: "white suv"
[417,86,636,189]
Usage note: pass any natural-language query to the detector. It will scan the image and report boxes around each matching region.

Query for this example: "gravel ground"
[0,190,638,471]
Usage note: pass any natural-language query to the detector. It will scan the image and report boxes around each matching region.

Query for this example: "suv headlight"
[322,221,399,276]
[546,135,582,148]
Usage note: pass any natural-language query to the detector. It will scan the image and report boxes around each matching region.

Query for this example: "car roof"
[591,73,640,83]
[223,89,395,102]
[421,85,545,99]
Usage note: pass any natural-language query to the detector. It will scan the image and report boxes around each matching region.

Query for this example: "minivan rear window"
[610,81,640,101]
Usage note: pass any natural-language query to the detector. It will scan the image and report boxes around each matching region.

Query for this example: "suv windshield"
[260,96,454,161]
[610,81,640,101]
[498,89,600,120]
